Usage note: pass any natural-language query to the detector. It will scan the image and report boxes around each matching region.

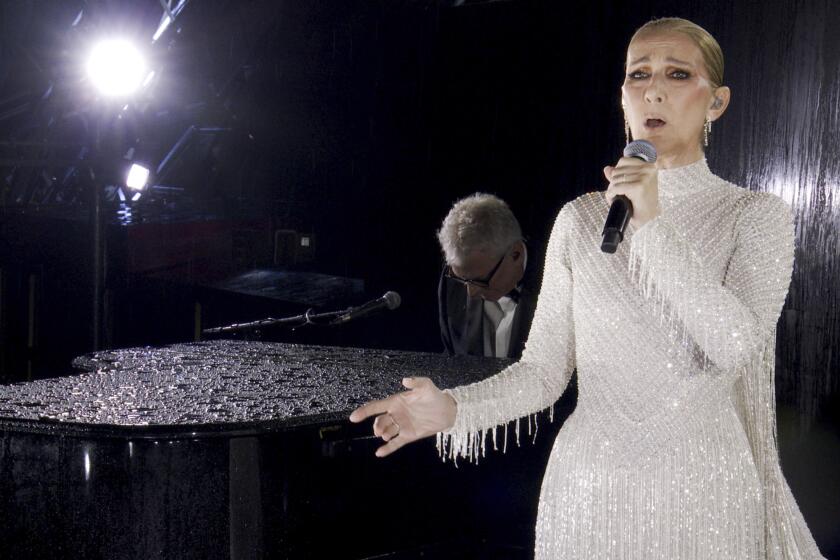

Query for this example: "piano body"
[0,341,573,559]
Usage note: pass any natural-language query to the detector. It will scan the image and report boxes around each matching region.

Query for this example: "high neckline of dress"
[657,157,715,198]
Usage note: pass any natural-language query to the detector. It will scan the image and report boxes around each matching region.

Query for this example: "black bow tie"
[506,286,522,304]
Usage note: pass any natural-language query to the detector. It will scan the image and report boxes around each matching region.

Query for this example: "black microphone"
[332,291,402,325]
[600,139,658,253]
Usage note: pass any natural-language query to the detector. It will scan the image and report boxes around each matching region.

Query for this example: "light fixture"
[126,163,150,190]
[86,39,147,97]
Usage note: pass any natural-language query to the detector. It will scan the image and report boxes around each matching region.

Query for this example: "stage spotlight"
[86,39,147,97]
[126,163,150,190]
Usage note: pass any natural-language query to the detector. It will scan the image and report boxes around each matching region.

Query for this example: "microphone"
[331,291,402,325]
[600,139,657,253]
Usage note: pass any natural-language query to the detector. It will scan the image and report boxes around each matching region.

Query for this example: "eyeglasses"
[445,252,506,289]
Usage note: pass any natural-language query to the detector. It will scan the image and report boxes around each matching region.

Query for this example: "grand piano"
[0,341,574,559]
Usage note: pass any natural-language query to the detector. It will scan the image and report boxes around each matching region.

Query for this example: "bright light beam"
[87,40,147,97]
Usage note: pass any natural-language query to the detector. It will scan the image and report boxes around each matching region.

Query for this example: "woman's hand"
[349,377,457,458]
[604,157,660,228]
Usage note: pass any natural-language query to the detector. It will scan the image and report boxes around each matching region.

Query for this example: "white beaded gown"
[437,159,825,559]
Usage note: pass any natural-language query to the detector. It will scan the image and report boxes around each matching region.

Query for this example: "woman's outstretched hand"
[349,377,457,458]
[604,156,660,228]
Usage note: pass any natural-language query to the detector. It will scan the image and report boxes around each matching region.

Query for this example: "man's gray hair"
[437,193,522,266]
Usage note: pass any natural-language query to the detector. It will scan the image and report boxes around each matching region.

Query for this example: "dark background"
[0,0,837,556]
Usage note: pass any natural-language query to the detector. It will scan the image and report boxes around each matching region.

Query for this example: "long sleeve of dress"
[628,177,824,558]
[437,204,577,462]
[628,192,795,373]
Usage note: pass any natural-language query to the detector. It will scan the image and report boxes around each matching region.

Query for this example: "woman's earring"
[703,117,711,147]
[621,97,631,144]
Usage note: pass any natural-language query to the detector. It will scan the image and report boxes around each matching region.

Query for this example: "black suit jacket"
[438,247,543,360]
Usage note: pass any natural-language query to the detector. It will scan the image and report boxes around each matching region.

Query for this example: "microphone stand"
[202,308,347,335]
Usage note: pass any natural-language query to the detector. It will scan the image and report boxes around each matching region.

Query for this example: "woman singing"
[350,17,825,559]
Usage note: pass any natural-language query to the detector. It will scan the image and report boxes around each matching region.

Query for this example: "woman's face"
[622,32,726,164]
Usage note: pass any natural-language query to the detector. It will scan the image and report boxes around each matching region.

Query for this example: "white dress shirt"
[481,248,527,358]
[483,296,518,358]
